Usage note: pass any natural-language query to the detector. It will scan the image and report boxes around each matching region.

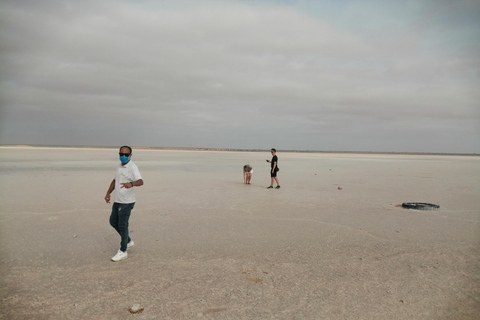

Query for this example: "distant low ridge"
[0,144,477,156]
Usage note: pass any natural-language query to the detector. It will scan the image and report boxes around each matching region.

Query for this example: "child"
[243,164,253,184]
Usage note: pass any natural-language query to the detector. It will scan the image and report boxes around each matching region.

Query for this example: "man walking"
[266,148,280,189]
[104,146,143,262]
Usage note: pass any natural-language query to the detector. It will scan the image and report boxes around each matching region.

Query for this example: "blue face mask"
[120,155,130,164]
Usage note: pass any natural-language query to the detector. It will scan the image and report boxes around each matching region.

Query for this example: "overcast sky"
[1,0,479,153]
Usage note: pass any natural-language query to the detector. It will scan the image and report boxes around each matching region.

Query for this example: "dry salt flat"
[0,147,479,320]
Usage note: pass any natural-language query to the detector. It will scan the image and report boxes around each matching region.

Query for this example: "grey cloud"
[1,0,479,152]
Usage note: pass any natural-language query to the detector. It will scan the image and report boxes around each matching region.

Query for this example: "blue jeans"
[109,202,135,252]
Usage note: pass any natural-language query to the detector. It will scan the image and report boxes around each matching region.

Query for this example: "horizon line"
[1,144,478,156]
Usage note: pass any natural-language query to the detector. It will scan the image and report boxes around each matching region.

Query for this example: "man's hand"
[120,182,133,189]
[105,194,111,203]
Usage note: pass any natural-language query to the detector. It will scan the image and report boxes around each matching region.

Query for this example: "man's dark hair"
[119,145,132,154]
[271,148,276,152]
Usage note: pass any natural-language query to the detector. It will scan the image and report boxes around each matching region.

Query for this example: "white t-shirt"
[114,160,142,204]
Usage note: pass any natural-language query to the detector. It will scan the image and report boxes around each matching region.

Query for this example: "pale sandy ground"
[0,147,479,320]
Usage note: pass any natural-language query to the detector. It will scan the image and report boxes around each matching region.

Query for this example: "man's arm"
[105,179,115,203]
[133,179,144,187]
[121,179,144,188]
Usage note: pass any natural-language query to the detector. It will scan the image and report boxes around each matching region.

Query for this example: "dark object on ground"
[402,202,439,210]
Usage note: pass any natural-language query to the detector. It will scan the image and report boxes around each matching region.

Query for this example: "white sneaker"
[111,250,128,262]
[127,240,134,249]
